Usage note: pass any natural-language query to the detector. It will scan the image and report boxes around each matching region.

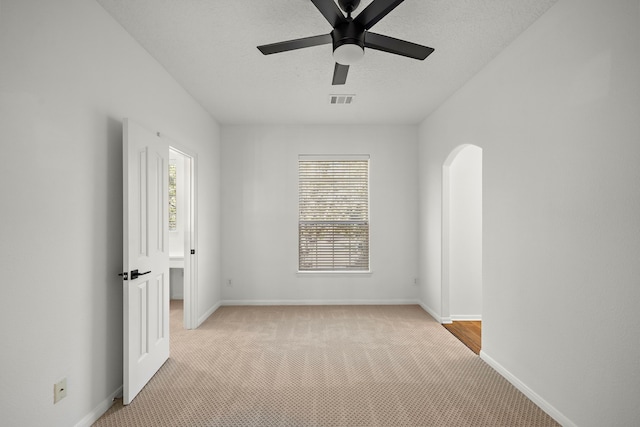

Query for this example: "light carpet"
[94,302,558,426]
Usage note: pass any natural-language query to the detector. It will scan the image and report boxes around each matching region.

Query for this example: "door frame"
[168,143,199,330]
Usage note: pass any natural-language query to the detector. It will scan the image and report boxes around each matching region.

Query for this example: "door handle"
[130,269,151,280]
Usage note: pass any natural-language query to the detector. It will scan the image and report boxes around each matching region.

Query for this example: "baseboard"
[74,385,122,427]
[221,299,420,306]
[451,314,482,321]
[480,351,576,427]
[418,302,447,323]
[197,299,421,325]
[197,301,222,327]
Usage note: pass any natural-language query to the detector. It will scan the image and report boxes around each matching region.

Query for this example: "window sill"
[297,270,373,277]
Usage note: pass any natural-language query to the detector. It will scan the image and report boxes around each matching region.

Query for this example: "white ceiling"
[96,0,557,125]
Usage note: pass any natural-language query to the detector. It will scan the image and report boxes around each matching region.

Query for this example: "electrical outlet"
[53,378,67,404]
[413,277,418,286]
[226,279,233,287]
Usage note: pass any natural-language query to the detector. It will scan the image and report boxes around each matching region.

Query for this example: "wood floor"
[443,321,482,354]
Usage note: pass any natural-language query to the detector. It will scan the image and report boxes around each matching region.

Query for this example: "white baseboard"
[197,301,221,327]
[74,386,122,427]
[418,302,447,323]
[197,299,421,325]
[221,299,420,306]
[480,351,576,427]
[451,314,482,321]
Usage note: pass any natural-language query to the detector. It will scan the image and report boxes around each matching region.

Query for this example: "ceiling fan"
[257,0,434,85]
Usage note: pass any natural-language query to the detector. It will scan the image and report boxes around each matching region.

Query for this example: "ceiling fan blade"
[332,63,349,85]
[310,0,347,28]
[365,32,434,60]
[354,0,405,30]
[257,34,332,55]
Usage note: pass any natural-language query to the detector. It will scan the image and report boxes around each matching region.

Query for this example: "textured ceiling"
[96,0,557,125]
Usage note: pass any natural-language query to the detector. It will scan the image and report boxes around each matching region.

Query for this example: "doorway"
[169,146,198,330]
[442,144,482,327]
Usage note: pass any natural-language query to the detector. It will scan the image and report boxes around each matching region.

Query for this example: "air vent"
[329,94,356,105]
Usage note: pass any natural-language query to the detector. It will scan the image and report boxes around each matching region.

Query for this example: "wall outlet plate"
[54,378,67,404]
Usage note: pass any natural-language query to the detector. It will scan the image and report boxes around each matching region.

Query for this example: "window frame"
[168,159,178,232]
[297,154,371,273]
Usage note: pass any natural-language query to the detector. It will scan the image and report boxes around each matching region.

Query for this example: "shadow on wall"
[89,115,125,404]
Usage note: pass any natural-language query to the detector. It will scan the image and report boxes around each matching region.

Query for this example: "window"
[298,155,370,271]
[168,161,177,231]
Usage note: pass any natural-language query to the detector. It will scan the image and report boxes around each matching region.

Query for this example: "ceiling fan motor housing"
[331,21,365,52]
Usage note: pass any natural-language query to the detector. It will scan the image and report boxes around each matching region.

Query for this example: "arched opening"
[442,144,482,352]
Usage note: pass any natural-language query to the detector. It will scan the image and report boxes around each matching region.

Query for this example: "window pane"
[299,158,369,271]
[168,163,177,231]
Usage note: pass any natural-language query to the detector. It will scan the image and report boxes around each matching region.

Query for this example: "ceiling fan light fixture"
[333,43,364,65]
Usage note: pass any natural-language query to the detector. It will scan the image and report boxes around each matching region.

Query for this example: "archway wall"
[416,129,474,321]
[417,140,482,322]
[445,145,482,320]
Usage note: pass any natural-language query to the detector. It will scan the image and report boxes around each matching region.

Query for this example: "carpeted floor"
[94,302,558,426]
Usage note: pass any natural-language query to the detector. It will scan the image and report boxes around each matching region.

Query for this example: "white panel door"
[122,118,170,405]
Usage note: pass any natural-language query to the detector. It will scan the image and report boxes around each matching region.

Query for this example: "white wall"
[169,268,184,300]
[446,145,482,319]
[0,1,221,425]
[221,125,419,304]
[418,0,640,425]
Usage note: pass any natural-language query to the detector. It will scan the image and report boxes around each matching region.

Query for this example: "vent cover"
[329,94,356,105]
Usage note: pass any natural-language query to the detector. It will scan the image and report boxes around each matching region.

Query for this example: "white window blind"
[168,162,177,231]
[298,156,370,271]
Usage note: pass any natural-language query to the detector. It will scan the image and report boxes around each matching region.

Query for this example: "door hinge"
[190,249,195,255]
[118,271,128,280]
